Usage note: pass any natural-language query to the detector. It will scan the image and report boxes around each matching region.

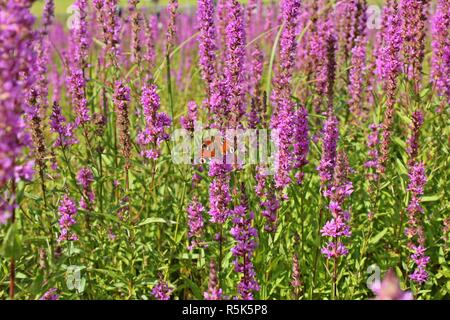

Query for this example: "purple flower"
[152,278,172,300]
[271,101,295,189]
[407,162,427,196]
[321,151,353,259]
[0,196,14,225]
[76,168,94,190]
[224,0,247,129]
[67,68,90,126]
[365,124,381,181]
[317,115,339,185]
[376,2,402,87]
[399,0,428,84]
[204,259,223,300]
[348,36,367,118]
[114,81,132,166]
[137,84,171,160]
[180,101,198,133]
[231,204,259,300]
[321,242,349,259]
[261,189,280,233]
[321,216,351,238]
[42,0,55,33]
[39,288,59,300]
[187,198,205,250]
[165,0,178,52]
[430,0,450,108]
[197,0,217,93]
[76,168,95,210]
[58,195,78,242]
[293,106,309,184]
[71,0,90,71]
[49,102,78,148]
[405,160,429,284]
[208,162,232,224]
[407,110,424,161]
[371,269,413,300]
[0,1,36,191]
[144,15,158,69]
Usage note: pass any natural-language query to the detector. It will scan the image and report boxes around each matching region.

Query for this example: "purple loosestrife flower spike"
[39,288,59,300]
[365,124,381,182]
[71,0,89,72]
[317,116,339,186]
[152,277,173,300]
[376,0,402,174]
[42,0,54,34]
[321,151,353,259]
[407,110,424,162]
[137,84,171,160]
[187,198,205,250]
[225,0,247,129]
[348,36,367,118]
[371,269,413,300]
[67,68,90,126]
[405,161,429,284]
[197,0,218,96]
[204,259,223,300]
[180,101,198,134]
[128,0,142,65]
[0,1,36,199]
[231,195,259,300]
[144,15,158,70]
[270,0,301,190]
[49,101,78,148]
[76,167,95,210]
[166,0,178,53]
[114,81,132,168]
[293,106,309,184]
[430,0,450,109]
[399,0,429,88]
[58,195,78,242]
[208,162,232,224]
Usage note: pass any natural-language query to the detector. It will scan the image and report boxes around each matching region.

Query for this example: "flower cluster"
[187,198,205,251]
[430,0,450,108]
[365,124,381,181]
[197,0,217,93]
[208,162,232,224]
[231,204,259,300]
[39,288,59,300]
[321,151,353,259]
[180,101,198,134]
[152,277,172,300]
[76,168,95,210]
[114,81,132,167]
[137,84,171,160]
[371,269,413,300]
[405,162,429,284]
[317,116,339,186]
[204,259,223,300]
[58,195,78,242]
[49,102,78,148]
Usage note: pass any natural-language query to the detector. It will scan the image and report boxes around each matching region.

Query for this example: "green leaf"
[138,217,176,226]
[369,228,388,245]
[1,224,23,259]
[421,194,442,202]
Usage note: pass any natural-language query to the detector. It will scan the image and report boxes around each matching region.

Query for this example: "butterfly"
[199,136,235,164]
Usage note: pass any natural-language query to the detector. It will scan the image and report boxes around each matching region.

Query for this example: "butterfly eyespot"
[200,157,207,164]
[229,147,235,153]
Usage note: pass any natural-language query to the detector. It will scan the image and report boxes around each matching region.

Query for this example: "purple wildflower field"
[0,0,449,300]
